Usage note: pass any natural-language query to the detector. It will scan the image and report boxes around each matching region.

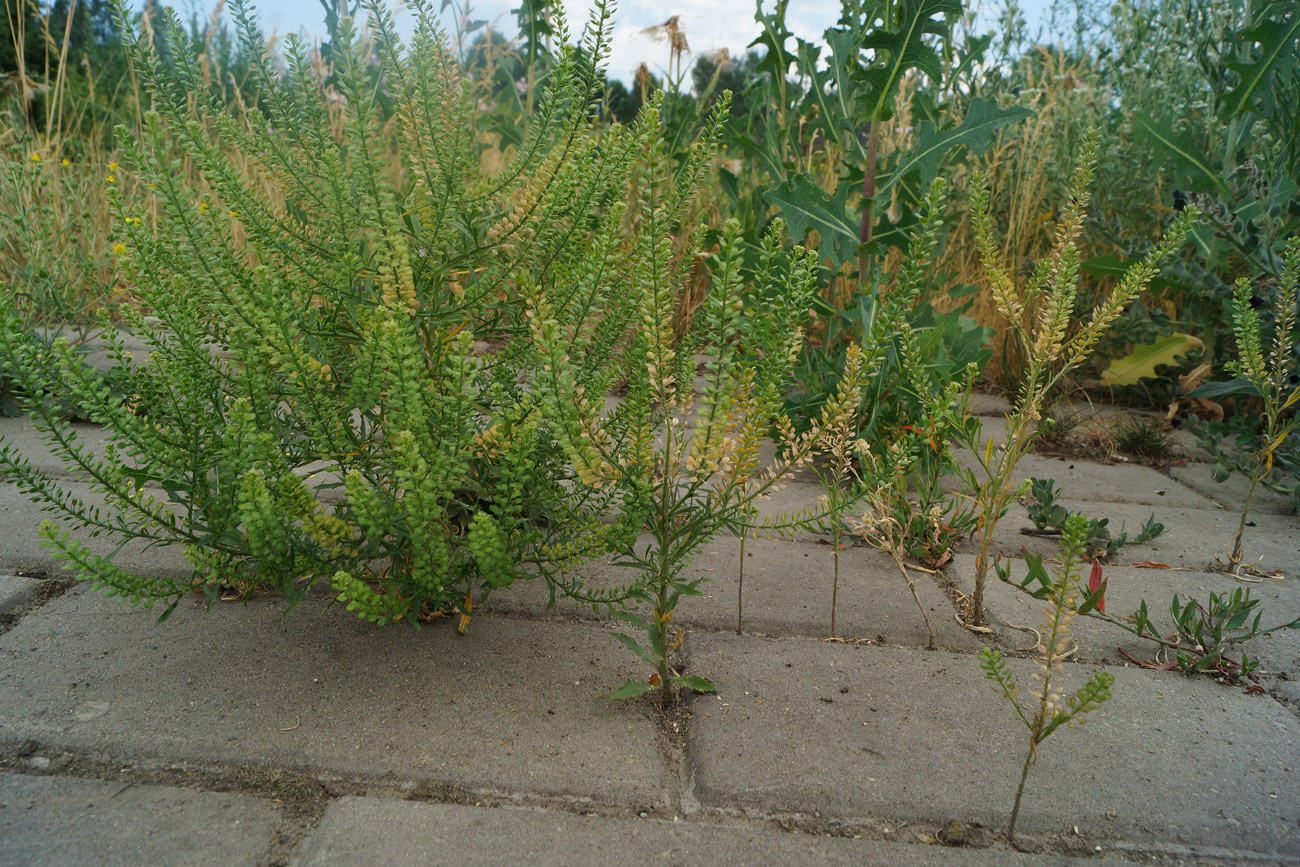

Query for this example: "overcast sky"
[232,0,1061,85]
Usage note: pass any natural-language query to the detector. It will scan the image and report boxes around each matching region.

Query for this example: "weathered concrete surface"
[491,536,979,651]
[0,575,41,616]
[0,417,114,481]
[986,498,1300,574]
[0,480,193,578]
[947,450,1216,510]
[967,392,1012,417]
[0,590,666,807]
[686,634,1300,860]
[1164,462,1297,517]
[295,798,1126,866]
[0,771,279,866]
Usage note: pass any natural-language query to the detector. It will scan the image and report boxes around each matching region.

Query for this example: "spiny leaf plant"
[955,129,1197,625]
[0,0,649,624]
[980,513,1115,845]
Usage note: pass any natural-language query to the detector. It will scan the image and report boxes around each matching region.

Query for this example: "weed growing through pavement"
[954,131,1197,624]
[1001,555,1300,681]
[1022,477,1165,560]
[980,513,1114,844]
[1115,416,1176,461]
[1213,238,1300,575]
[533,198,871,703]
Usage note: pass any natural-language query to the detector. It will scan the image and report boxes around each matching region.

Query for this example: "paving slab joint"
[0,574,75,637]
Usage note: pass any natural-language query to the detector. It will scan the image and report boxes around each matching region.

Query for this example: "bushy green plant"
[1196,238,1300,571]
[0,0,650,624]
[0,147,119,330]
[531,189,869,702]
[1004,557,1300,680]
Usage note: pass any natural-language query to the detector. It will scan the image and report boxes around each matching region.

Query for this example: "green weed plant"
[980,513,1114,844]
[956,130,1196,624]
[0,0,650,625]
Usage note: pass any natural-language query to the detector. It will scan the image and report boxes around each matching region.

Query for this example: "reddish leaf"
[1126,560,1174,569]
[1088,561,1106,613]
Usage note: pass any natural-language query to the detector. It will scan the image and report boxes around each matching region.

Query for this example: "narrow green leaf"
[1185,378,1262,400]
[674,675,716,693]
[1221,10,1300,120]
[877,98,1033,199]
[1132,112,1227,193]
[608,680,657,700]
[611,609,654,632]
[762,176,859,266]
[610,631,655,664]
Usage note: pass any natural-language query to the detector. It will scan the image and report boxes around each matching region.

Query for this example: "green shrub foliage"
[0,0,693,622]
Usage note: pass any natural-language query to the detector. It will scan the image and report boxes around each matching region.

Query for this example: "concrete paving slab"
[0,771,279,867]
[0,417,113,481]
[491,536,977,651]
[0,590,666,807]
[749,480,837,534]
[686,634,1300,859]
[0,481,193,578]
[294,797,1124,866]
[986,499,1300,574]
[967,392,1012,416]
[945,554,1300,677]
[0,576,41,616]
[946,451,1216,510]
[1165,462,1297,517]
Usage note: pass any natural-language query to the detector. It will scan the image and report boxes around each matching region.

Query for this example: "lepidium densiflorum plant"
[1218,237,1300,573]
[529,99,869,704]
[955,130,1198,625]
[980,513,1115,845]
[0,0,644,623]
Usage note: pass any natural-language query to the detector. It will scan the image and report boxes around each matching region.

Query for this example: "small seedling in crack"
[1022,477,1164,560]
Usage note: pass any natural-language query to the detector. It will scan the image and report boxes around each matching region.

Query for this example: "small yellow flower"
[61,158,70,167]
[229,210,238,217]
[112,243,127,255]
[106,173,117,183]
[109,162,119,171]
[199,202,209,212]
[29,153,41,162]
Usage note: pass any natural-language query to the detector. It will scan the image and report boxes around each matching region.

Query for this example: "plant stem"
[972,509,998,625]
[656,551,675,707]
[857,120,879,286]
[1007,744,1036,843]
[893,550,935,649]
[737,532,746,635]
[1229,471,1262,566]
[831,518,841,638]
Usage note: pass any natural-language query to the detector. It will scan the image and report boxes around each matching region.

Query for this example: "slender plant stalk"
[736,532,745,634]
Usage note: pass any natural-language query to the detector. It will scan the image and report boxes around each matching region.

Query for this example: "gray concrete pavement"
[0,773,279,866]
[296,798,1132,865]
[491,535,980,650]
[2,399,1299,866]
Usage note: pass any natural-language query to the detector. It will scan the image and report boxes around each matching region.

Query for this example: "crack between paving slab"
[0,575,76,637]
[4,726,1289,864]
